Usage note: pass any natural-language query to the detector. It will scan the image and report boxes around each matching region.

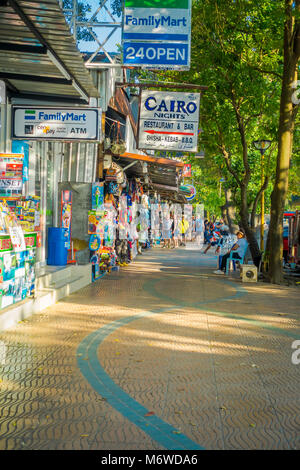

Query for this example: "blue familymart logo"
[24,110,36,120]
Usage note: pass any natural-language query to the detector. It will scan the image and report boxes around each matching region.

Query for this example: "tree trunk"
[222,188,239,234]
[239,184,261,267]
[268,0,299,284]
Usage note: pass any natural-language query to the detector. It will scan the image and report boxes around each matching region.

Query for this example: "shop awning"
[119,152,184,169]
[112,152,187,202]
[0,0,99,103]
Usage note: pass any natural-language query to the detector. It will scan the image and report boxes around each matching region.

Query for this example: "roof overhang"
[112,152,186,202]
[119,152,184,169]
[0,0,99,103]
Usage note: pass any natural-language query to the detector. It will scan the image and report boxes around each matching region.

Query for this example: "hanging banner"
[92,182,104,210]
[11,141,29,182]
[185,184,197,201]
[138,90,200,152]
[0,153,23,197]
[12,107,100,141]
[122,0,191,70]
[61,191,72,249]
[183,164,192,177]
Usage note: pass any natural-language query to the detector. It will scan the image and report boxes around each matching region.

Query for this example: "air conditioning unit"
[240,264,258,283]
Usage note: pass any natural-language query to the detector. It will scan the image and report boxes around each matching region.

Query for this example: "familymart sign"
[122,0,191,69]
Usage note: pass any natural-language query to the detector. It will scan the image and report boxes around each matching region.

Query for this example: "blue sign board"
[123,42,189,66]
[122,1,191,69]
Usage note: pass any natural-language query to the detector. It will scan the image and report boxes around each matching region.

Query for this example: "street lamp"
[252,139,272,251]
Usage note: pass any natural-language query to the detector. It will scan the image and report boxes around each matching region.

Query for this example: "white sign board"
[122,0,191,69]
[138,90,200,152]
[12,107,100,141]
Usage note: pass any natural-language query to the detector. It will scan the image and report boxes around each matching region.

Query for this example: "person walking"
[214,230,247,274]
[179,215,189,246]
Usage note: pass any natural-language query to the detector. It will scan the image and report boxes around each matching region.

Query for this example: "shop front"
[0,0,100,328]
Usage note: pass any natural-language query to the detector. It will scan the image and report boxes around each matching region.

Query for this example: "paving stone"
[0,248,299,450]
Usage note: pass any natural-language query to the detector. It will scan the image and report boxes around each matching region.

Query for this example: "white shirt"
[233,237,248,258]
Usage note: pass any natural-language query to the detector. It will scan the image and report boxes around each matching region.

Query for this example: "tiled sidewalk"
[0,248,299,450]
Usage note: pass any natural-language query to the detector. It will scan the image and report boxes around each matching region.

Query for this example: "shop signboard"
[183,164,192,177]
[122,0,191,69]
[138,90,200,152]
[0,153,23,197]
[185,184,196,201]
[12,107,100,141]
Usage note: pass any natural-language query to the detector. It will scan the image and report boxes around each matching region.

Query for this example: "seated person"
[203,223,222,254]
[213,223,224,254]
[214,230,247,274]
[219,219,229,236]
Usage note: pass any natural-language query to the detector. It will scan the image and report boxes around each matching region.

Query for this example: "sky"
[75,0,122,54]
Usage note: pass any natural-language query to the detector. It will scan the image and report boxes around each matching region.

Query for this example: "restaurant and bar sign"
[122,0,191,69]
[138,90,200,152]
[12,107,100,141]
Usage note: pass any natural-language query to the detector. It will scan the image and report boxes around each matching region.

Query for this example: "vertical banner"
[61,191,72,249]
[183,164,192,177]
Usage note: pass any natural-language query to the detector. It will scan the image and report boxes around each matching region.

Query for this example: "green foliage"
[63,0,94,42]
[111,0,123,17]
[146,0,291,229]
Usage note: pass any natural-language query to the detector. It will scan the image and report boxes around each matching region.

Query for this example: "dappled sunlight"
[0,248,299,451]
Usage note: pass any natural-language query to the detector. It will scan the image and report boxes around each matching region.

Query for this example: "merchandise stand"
[88,165,153,280]
[0,232,37,309]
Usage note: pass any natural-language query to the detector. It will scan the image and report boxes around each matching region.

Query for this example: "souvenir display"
[89,234,101,251]
[61,191,72,250]
[1,196,41,233]
[92,182,104,210]
[0,200,38,310]
[0,153,23,197]
[87,169,152,281]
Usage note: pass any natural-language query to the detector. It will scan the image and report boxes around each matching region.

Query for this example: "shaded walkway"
[0,247,299,450]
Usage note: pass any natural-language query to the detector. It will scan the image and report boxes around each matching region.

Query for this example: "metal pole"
[72,0,78,41]
[260,150,264,251]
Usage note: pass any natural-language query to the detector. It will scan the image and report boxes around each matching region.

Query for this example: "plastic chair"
[225,242,249,274]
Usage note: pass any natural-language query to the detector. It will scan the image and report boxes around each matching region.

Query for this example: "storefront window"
[70,142,78,181]
[61,143,70,181]
[86,143,96,183]
[79,143,87,182]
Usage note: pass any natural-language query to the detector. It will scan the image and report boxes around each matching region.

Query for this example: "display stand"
[0,232,37,309]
